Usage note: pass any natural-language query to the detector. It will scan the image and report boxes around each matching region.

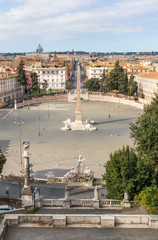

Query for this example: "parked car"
[0,205,15,212]
[8,104,13,108]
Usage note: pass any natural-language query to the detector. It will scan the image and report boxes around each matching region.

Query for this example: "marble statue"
[84,167,94,180]
[23,140,30,153]
[47,171,55,183]
[77,155,85,175]
[64,167,77,181]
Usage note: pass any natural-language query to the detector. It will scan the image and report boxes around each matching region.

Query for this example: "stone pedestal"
[101,215,115,228]
[21,186,33,205]
[63,200,71,209]
[53,216,66,227]
[93,200,100,209]
[121,200,131,208]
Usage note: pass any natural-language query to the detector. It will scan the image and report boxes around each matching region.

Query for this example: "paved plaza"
[0,100,142,177]
[4,227,158,240]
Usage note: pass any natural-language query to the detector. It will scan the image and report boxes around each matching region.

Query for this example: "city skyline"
[0,0,158,53]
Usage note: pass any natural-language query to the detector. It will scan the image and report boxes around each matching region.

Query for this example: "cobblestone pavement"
[0,101,142,177]
[4,227,158,240]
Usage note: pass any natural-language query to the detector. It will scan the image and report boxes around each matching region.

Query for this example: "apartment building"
[0,75,23,107]
[86,66,108,79]
[26,67,67,90]
[135,72,158,103]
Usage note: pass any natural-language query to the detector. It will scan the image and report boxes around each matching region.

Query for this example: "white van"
[0,205,14,212]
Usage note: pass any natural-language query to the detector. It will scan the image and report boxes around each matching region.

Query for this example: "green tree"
[42,79,48,91]
[31,72,39,93]
[135,186,158,214]
[118,70,128,94]
[85,78,100,91]
[130,95,158,168]
[103,146,154,200]
[17,60,27,87]
[128,75,138,96]
[0,147,7,174]
[100,61,128,94]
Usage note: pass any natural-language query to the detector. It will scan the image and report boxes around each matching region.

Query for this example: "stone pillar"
[21,140,33,205]
[63,185,70,208]
[14,99,17,110]
[93,186,100,209]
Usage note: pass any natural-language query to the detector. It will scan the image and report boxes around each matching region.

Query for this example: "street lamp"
[14,116,24,165]
[48,102,50,118]
[108,96,111,118]
[33,188,37,213]
[6,187,9,200]
[116,101,120,136]
[38,104,40,136]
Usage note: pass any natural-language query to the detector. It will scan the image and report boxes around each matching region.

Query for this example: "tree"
[85,78,100,91]
[0,147,7,174]
[128,75,138,96]
[103,146,154,200]
[42,79,48,91]
[135,186,158,214]
[30,72,39,93]
[130,95,158,168]
[100,61,128,94]
[17,60,27,87]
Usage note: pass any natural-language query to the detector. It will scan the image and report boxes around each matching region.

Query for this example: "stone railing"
[88,94,145,109]
[41,198,124,209]
[0,213,158,239]
[100,199,122,207]
[42,199,64,207]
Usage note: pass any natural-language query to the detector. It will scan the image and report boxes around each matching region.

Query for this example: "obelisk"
[75,62,82,122]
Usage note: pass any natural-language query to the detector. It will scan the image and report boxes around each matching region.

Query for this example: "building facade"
[135,73,158,103]
[31,67,67,90]
[0,76,24,107]
[86,67,107,80]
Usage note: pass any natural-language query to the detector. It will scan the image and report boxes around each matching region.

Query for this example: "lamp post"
[116,101,119,136]
[108,96,111,118]
[48,102,50,118]
[6,187,9,200]
[38,104,40,136]
[14,116,24,165]
[33,188,37,213]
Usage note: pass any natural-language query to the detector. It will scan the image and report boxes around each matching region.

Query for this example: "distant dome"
[36,44,43,53]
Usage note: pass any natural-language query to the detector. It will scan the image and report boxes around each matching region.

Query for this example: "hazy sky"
[0,0,158,52]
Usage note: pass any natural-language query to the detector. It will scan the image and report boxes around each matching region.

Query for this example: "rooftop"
[137,72,158,80]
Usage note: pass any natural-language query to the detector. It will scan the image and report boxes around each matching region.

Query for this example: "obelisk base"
[71,120,87,131]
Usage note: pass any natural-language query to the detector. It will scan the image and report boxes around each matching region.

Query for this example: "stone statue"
[23,140,30,152]
[22,140,30,157]
[94,186,99,200]
[124,191,129,201]
[47,171,55,183]
[77,155,85,175]
[64,167,77,182]
[84,167,94,180]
